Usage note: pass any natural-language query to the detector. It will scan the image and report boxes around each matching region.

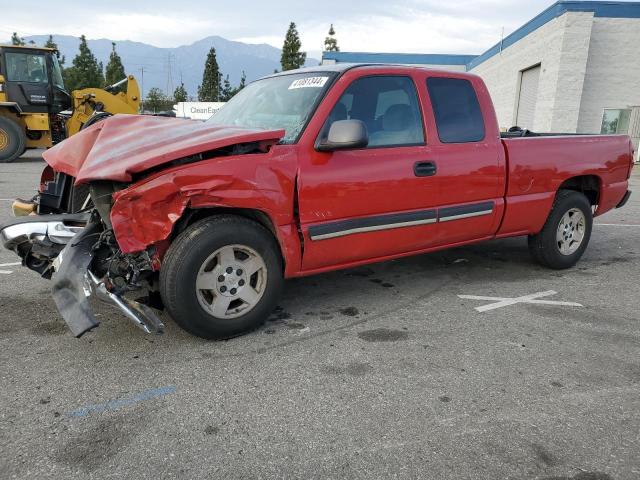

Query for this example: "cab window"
[325,76,424,148]
[426,77,485,143]
[5,52,48,83]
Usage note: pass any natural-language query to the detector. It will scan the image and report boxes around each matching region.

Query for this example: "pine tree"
[280,22,306,71]
[220,75,233,101]
[324,24,339,52]
[173,82,188,103]
[105,42,126,89]
[198,47,221,101]
[63,35,105,92]
[11,32,25,46]
[238,71,246,90]
[44,35,65,66]
[226,71,247,99]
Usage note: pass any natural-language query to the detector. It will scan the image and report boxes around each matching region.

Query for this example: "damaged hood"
[43,114,285,184]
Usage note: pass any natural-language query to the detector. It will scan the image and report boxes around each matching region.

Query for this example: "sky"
[2,0,632,57]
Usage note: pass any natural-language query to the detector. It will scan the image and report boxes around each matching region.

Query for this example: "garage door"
[516,65,541,129]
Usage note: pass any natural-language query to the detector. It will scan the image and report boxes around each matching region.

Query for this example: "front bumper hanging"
[0,214,164,337]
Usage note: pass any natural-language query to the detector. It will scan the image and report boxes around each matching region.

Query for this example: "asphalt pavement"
[0,151,639,479]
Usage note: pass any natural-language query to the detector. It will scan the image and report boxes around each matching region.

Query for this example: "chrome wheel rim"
[556,208,586,256]
[196,244,267,319]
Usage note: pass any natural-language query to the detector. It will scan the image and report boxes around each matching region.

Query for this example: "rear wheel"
[160,215,284,339]
[528,190,592,269]
[0,117,26,163]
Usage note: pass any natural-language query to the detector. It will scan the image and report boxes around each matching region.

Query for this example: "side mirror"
[316,119,368,152]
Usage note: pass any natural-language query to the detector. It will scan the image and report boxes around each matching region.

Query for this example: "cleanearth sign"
[173,102,226,120]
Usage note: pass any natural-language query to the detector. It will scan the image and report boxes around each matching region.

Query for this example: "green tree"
[105,42,126,88]
[220,74,233,101]
[280,22,306,71]
[11,32,25,46]
[324,24,339,52]
[63,35,105,92]
[198,47,221,101]
[225,71,247,99]
[145,87,170,113]
[173,82,188,103]
[237,71,246,90]
[44,35,65,66]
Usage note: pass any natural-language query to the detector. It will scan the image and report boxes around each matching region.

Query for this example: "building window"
[601,109,631,134]
[426,77,485,143]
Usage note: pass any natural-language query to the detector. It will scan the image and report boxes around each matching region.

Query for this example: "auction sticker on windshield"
[288,77,329,89]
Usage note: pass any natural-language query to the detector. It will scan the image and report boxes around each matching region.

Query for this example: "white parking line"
[0,270,13,275]
[595,223,640,227]
[0,262,21,267]
[458,290,583,312]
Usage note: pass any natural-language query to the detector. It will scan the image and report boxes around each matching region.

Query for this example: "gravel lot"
[1,151,639,479]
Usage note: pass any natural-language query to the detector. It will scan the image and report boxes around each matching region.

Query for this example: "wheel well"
[0,104,22,116]
[173,207,284,265]
[0,109,23,126]
[558,175,600,206]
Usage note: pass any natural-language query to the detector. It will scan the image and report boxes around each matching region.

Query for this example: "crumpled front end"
[1,115,288,338]
[51,218,164,336]
[0,209,165,337]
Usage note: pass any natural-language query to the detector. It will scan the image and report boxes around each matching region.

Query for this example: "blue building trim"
[322,51,476,66]
[467,1,640,69]
[322,1,640,71]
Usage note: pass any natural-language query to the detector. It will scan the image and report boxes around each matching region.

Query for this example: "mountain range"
[17,35,319,99]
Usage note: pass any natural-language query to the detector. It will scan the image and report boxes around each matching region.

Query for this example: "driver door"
[297,73,440,271]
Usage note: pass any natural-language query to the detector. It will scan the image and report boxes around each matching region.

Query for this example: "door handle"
[414,161,437,177]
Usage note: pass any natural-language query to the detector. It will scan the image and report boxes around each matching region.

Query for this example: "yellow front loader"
[0,44,140,163]
[65,75,140,136]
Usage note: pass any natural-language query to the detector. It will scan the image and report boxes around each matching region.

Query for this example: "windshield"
[206,72,335,143]
[5,52,48,83]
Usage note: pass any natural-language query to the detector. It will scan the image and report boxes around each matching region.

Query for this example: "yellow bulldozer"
[0,44,140,163]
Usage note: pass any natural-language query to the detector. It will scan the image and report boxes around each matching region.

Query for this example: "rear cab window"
[323,75,424,148]
[426,77,485,143]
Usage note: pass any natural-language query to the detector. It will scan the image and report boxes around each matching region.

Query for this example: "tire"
[528,190,593,269]
[0,117,26,163]
[80,112,112,131]
[160,215,284,339]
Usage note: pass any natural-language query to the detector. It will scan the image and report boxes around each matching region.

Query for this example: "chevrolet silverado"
[0,64,634,339]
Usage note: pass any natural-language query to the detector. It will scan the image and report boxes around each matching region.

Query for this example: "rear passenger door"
[423,75,506,245]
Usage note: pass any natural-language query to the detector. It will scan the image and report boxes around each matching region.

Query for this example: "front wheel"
[528,190,593,269]
[160,215,284,339]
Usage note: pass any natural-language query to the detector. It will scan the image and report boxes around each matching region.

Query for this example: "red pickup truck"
[0,64,633,339]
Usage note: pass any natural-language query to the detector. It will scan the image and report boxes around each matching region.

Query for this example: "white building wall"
[470,12,595,132]
[549,13,593,132]
[577,18,640,134]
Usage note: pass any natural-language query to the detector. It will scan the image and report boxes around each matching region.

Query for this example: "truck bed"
[497,133,633,236]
